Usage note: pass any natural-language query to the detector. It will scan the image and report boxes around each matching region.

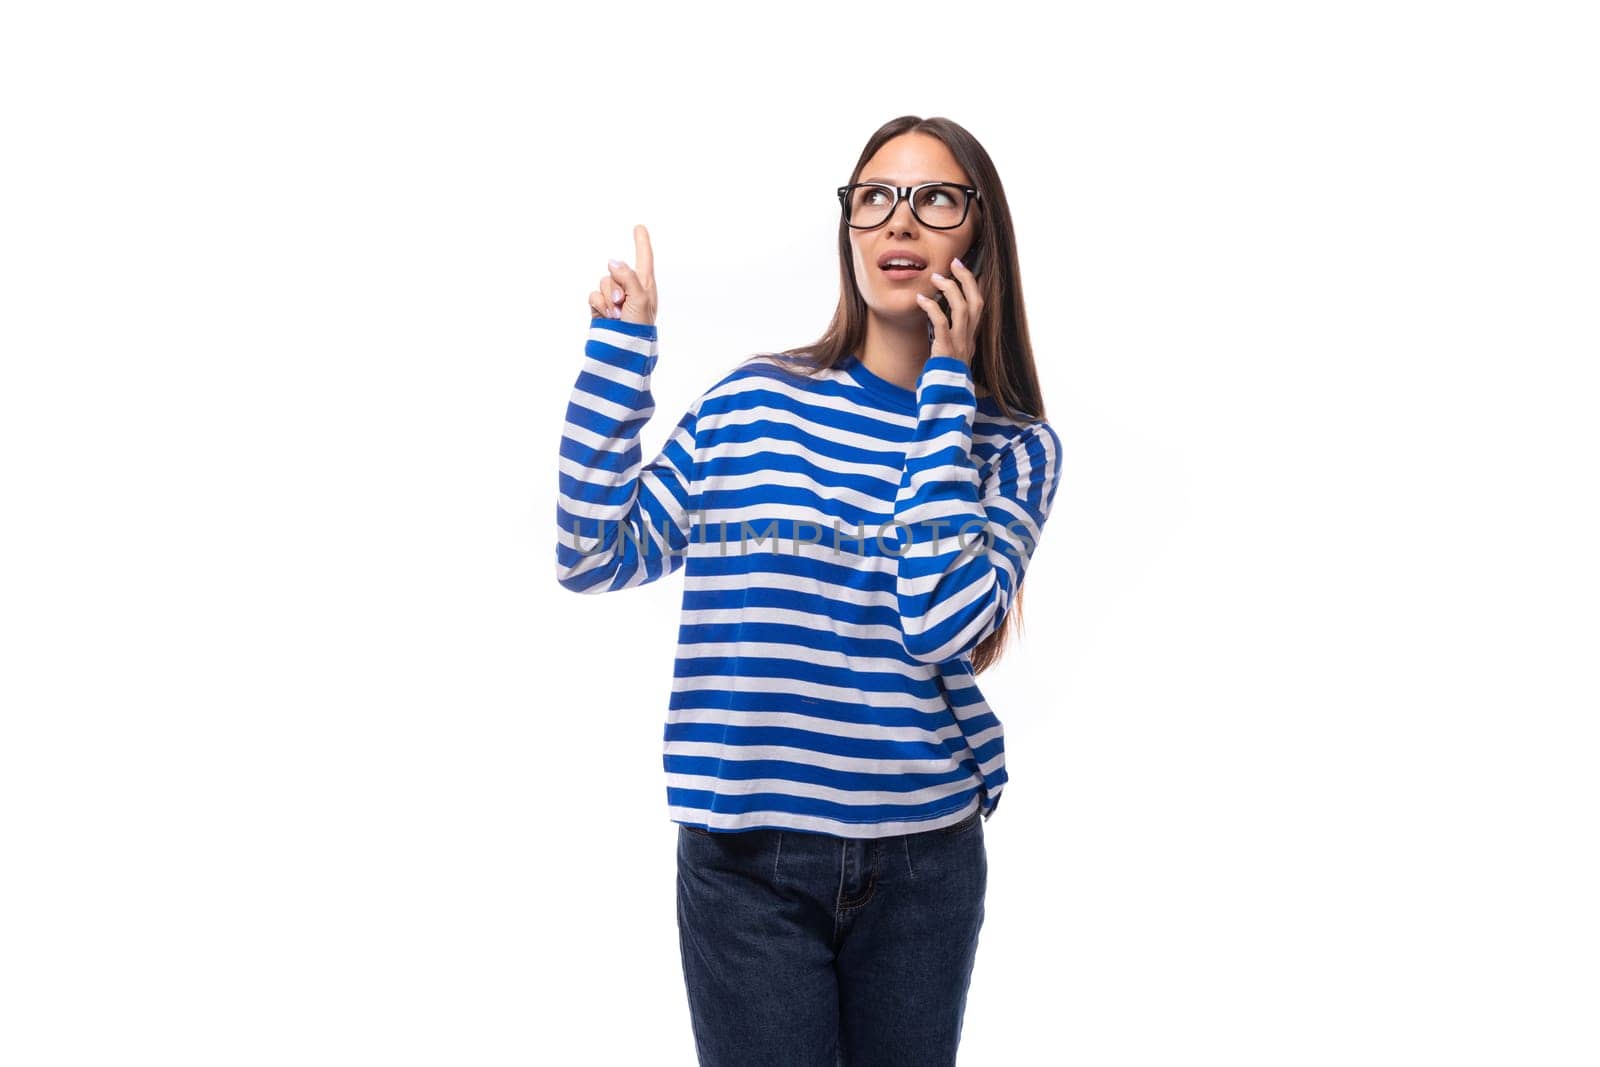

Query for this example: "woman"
[557,115,1061,1066]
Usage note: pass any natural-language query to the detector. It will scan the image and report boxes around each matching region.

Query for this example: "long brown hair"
[773,115,1049,674]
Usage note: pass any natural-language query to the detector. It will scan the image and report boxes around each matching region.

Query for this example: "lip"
[876,250,928,271]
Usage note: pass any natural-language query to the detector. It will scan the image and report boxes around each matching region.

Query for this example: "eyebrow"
[860,176,964,185]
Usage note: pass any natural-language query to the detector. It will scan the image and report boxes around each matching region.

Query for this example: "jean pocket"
[936,808,982,836]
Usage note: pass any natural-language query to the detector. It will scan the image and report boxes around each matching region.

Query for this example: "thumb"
[608,258,643,302]
[607,258,651,323]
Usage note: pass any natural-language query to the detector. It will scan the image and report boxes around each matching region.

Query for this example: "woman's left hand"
[915,256,982,364]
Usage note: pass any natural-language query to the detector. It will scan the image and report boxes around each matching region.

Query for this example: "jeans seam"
[836,844,881,912]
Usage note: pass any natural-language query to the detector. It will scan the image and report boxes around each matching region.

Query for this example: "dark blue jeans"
[675,809,988,1066]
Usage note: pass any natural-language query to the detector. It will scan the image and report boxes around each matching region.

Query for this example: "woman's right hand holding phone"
[588,223,658,327]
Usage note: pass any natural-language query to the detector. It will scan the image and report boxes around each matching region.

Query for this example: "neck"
[857,311,988,397]
[857,312,933,393]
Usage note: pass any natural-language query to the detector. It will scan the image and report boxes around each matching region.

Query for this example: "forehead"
[859,133,968,186]
[860,176,964,185]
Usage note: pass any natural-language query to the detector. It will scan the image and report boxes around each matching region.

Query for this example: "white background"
[3,1,1597,1064]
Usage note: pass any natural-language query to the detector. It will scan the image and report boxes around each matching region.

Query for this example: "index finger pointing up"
[633,224,654,287]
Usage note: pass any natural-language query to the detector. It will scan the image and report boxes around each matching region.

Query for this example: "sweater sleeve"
[555,316,700,593]
[891,354,1063,663]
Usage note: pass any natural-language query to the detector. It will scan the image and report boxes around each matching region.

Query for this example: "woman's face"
[848,133,979,327]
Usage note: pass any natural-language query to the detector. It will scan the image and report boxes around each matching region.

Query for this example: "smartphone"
[930,241,985,338]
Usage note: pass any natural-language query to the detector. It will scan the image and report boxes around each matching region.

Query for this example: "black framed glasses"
[836,182,981,230]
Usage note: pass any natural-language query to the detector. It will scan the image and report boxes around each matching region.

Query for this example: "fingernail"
[613,287,623,302]
[952,257,964,270]
[609,259,623,268]
[932,272,944,280]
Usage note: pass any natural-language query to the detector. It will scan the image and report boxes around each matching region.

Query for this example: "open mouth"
[878,254,928,280]
[883,252,934,279]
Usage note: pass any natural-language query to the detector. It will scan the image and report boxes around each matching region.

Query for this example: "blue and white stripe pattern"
[557,316,1062,839]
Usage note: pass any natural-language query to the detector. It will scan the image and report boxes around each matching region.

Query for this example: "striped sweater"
[556,316,1062,839]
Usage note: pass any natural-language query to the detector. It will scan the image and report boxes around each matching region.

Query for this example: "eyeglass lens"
[846,185,968,229]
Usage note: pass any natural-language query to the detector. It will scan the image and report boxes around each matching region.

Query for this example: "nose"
[882,190,919,234]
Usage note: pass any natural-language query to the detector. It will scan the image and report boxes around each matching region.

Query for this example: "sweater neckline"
[843,353,1000,418]
[844,354,917,413]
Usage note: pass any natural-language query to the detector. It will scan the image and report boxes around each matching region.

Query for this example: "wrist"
[592,315,658,340]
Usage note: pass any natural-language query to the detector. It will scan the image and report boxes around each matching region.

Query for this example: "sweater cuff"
[922,354,973,378]
[914,354,978,414]
[589,315,658,342]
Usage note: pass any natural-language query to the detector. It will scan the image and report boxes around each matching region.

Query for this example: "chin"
[869,293,921,314]
[877,298,915,315]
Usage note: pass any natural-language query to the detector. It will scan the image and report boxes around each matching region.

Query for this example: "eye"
[862,187,889,204]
